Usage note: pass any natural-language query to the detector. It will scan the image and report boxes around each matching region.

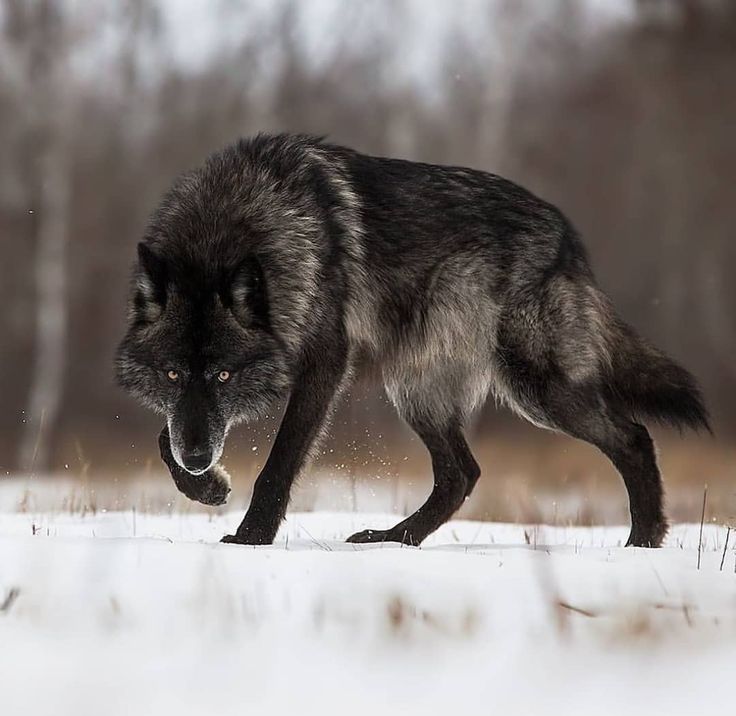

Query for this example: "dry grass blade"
[697,484,707,570]
[0,587,20,614]
[720,526,731,572]
[557,601,597,618]
[296,523,332,551]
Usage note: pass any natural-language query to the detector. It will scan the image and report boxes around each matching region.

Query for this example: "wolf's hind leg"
[347,419,478,546]
[565,411,666,547]
[496,284,668,547]
[607,420,667,547]
[508,380,667,547]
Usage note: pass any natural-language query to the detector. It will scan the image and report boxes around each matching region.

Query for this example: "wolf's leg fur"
[551,406,666,548]
[506,378,667,547]
[221,339,349,545]
[347,420,478,545]
[604,422,667,547]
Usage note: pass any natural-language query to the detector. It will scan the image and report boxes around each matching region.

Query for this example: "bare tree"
[12,1,73,472]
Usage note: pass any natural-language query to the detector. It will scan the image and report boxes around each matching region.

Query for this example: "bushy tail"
[605,324,710,433]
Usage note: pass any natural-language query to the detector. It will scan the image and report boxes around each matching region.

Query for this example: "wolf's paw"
[219,520,278,545]
[194,464,231,506]
[625,516,668,548]
[219,531,271,546]
[176,464,231,506]
[346,528,419,546]
[625,520,668,548]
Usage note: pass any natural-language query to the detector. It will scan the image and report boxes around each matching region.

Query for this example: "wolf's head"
[116,242,290,475]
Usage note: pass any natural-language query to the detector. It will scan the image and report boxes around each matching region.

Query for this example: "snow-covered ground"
[1,508,734,716]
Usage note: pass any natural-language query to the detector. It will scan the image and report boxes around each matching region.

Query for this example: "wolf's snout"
[181,447,212,474]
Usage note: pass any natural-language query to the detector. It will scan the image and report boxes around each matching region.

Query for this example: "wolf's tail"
[604,322,710,433]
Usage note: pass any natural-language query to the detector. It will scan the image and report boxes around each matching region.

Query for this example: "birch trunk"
[18,136,70,473]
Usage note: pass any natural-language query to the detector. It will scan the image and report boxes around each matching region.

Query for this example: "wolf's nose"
[182,449,212,473]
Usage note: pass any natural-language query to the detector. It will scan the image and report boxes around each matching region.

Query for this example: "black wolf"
[116,133,708,548]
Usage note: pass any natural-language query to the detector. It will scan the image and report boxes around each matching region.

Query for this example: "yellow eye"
[218,370,231,383]
[166,370,179,382]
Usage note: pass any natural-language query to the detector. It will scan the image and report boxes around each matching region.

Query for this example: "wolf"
[115,132,708,548]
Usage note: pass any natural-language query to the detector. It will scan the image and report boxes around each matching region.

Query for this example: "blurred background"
[1,0,734,526]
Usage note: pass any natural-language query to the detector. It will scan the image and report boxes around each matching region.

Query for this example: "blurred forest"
[0,0,734,520]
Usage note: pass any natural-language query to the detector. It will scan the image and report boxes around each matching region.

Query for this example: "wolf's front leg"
[221,341,349,546]
[158,427,231,506]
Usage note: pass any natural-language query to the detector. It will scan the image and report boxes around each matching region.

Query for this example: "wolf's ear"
[225,255,270,330]
[134,242,168,323]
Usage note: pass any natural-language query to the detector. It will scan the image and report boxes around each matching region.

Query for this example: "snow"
[1,509,734,716]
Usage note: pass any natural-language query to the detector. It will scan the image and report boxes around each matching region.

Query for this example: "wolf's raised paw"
[195,474,231,506]
[192,463,231,506]
[173,464,230,506]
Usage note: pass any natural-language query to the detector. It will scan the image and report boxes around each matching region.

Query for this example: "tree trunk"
[18,139,70,473]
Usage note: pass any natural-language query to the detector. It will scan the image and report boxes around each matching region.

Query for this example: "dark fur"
[116,133,709,548]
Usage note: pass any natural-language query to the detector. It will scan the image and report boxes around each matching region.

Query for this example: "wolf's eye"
[166,369,179,382]
[217,370,231,383]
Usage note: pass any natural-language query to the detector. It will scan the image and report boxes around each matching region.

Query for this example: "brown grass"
[11,424,735,526]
